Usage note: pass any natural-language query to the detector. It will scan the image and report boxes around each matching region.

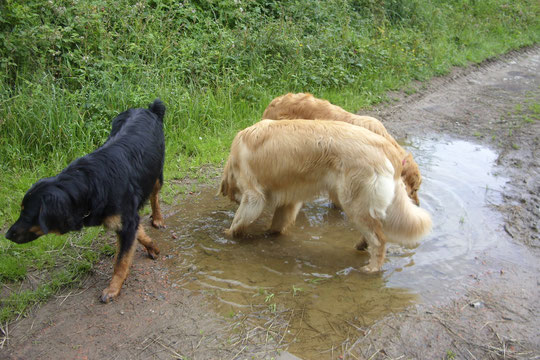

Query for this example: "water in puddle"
[154,138,527,357]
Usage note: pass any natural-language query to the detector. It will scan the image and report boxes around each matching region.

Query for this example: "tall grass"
[0,0,538,322]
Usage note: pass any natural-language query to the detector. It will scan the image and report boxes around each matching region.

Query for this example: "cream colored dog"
[218,119,432,272]
[262,93,422,205]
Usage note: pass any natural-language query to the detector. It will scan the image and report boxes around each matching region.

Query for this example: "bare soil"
[1,46,539,360]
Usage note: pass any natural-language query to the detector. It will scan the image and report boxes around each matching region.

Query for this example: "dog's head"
[5,179,76,244]
[401,153,422,206]
[262,93,316,120]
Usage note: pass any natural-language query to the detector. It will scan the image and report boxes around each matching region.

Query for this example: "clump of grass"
[0,228,110,323]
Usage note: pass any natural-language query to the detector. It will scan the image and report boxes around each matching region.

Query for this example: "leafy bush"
[0,0,537,171]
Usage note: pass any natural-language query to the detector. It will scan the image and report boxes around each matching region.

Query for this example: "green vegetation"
[1,0,539,322]
[500,93,540,152]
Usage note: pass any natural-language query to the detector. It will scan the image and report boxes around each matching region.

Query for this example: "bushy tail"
[384,180,432,247]
[149,99,166,122]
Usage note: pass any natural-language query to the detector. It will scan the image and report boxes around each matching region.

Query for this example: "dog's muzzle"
[5,226,40,244]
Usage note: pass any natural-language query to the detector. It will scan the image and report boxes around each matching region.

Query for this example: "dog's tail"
[383,179,432,247]
[149,99,166,122]
[217,157,236,201]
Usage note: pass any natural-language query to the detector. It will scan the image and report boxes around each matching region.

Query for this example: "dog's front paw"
[360,264,381,273]
[224,228,244,238]
[151,218,166,229]
[146,245,160,260]
[100,287,120,303]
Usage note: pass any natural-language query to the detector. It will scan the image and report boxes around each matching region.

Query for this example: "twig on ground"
[433,315,519,359]
[138,335,160,355]
[0,321,9,349]
[55,287,91,306]
[231,345,247,360]
[366,348,381,360]
[466,348,478,360]
[154,338,185,359]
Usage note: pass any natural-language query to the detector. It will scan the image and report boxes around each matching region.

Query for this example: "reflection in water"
[151,138,527,357]
[386,139,525,300]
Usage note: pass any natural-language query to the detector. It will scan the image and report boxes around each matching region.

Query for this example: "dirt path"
[2,47,539,360]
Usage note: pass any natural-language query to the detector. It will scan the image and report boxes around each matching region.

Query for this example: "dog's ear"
[38,190,79,234]
[38,201,50,235]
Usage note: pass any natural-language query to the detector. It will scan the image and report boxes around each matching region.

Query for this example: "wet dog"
[263,93,422,205]
[5,100,166,303]
[218,119,431,272]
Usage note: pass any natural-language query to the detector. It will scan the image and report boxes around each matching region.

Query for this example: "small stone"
[470,301,484,308]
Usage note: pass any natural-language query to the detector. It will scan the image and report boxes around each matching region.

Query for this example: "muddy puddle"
[153,137,531,357]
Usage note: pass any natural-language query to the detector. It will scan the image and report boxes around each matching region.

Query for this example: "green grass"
[1,0,539,323]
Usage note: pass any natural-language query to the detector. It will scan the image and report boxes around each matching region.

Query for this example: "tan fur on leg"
[101,234,136,303]
[150,180,165,228]
[226,190,265,237]
[359,218,387,273]
[269,202,303,235]
[136,225,160,259]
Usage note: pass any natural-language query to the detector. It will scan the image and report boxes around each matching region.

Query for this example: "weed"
[528,102,540,115]
[404,86,417,95]
[264,292,275,303]
[262,290,277,312]
[292,285,304,296]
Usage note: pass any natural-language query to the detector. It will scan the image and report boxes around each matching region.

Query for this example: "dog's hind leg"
[226,190,265,237]
[101,218,138,303]
[150,179,165,228]
[136,224,160,260]
[268,202,303,235]
[355,218,387,273]
[343,205,387,272]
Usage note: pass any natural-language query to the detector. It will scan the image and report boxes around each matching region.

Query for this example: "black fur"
[5,99,165,259]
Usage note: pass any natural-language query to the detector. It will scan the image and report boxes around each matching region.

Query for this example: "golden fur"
[219,120,432,272]
[262,92,422,205]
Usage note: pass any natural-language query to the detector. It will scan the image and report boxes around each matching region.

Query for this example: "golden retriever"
[218,119,432,272]
[262,93,422,205]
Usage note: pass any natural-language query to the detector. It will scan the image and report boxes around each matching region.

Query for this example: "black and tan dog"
[5,99,166,303]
